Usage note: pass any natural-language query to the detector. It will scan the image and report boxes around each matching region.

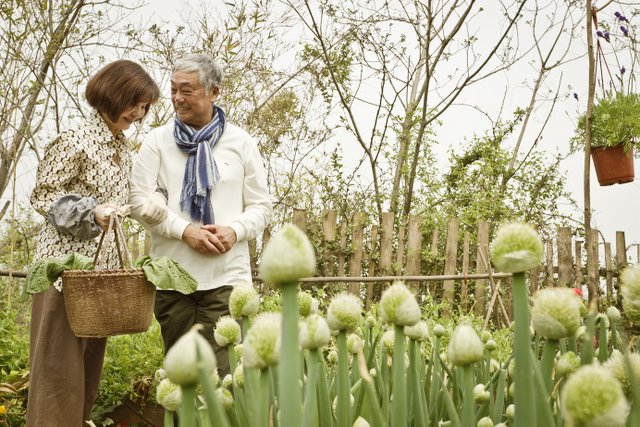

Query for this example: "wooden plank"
[605,242,613,302]
[616,231,627,270]
[474,221,489,317]
[395,224,406,275]
[406,215,423,293]
[575,240,583,290]
[442,218,459,316]
[545,240,554,287]
[348,212,364,295]
[586,229,599,303]
[292,208,307,231]
[557,227,572,287]
[337,220,348,279]
[322,210,338,277]
[365,225,378,310]
[461,232,470,312]
[428,228,440,297]
[379,212,394,277]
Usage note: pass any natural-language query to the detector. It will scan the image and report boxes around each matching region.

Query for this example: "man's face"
[170,71,219,129]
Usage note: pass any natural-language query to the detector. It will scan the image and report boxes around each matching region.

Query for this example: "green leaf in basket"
[136,256,197,294]
[63,253,94,271]
[25,253,95,294]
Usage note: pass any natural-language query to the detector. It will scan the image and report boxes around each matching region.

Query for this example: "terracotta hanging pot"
[591,145,635,186]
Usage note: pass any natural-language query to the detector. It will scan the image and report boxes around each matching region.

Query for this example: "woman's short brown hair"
[85,60,160,122]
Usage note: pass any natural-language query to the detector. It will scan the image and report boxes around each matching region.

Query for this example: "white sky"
[11,0,640,258]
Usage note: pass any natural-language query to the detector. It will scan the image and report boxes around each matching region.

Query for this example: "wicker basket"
[62,213,156,338]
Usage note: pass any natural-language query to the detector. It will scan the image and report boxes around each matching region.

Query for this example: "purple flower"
[621,26,629,37]
[604,31,611,42]
[614,11,621,18]
[596,30,604,38]
[621,66,626,75]
[573,93,579,101]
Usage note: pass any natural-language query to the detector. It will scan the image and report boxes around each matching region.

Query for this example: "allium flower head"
[297,291,319,317]
[474,383,490,403]
[607,306,622,322]
[380,281,421,326]
[214,316,241,347]
[621,264,640,322]
[259,224,316,285]
[353,416,371,427]
[490,222,543,273]
[556,351,580,377]
[477,416,494,427]
[229,284,260,319]
[164,325,217,386]
[216,388,234,409]
[381,329,395,355]
[531,288,582,339]
[327,292,363,332]
[156,378,182,412]
[243,312,281,370]
[233,363,245,388]
[299,313,331,350]
[433,323,446,337]
[447,324,484,366]
[404,320,429,341]
[347,333,364,354]
[562,364,629,427]
[605,351,640,399]
[485,339,497,352]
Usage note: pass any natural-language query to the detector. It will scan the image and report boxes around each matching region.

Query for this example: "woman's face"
[102,102,149,135]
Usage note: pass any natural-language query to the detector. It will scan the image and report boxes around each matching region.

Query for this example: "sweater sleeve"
[228,139,273,241]
[30,132,86,218]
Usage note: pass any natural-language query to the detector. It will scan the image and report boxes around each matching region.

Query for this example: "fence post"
[349,212,364,296]
[475,221,489,318]
[406,215,422,293]
[379,212,394,287]
[428,229,440,296]
[616,231,627,306]
[605,242,613,302]
[395,222,406,275]
[586,229,599,303]
[292,208,307,230]
[461,232,470,312]
[365,225,379,310]
[442,218,459,317]
[544,240,554,287]
[557,227,572,288]
[321,210,337,278]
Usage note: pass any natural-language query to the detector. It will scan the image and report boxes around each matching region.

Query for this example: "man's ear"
[210,85,220,101]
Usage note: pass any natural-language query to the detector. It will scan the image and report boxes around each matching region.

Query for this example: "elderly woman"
[27,60,159,427]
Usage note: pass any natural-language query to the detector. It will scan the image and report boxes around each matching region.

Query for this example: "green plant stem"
[610,320,618,350]
[279,282,302,427]
[357,349,386,427]
[581,307,596,365]
[491,369,507,424]
[228,344,237,374]
[461,364,475,427]
[336,330,351,427]
[258,368,271,427]
[598,319,608,363]
[512,272,535,427]
[540,339,558,394]
[197,359,231,427]
[391,324,407,427]
[303,351,319,427]
[312,348,334,427]
[409,338,428,427]
[178,385,197,427]
[164,410,175,427]
[531,349,555,427]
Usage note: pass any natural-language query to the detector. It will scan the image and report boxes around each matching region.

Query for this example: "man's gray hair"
[172,54,224,92]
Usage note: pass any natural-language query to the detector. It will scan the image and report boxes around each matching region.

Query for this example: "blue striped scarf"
[173,106,226,224]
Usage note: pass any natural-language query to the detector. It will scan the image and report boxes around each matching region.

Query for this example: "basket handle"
[93,212,134,270]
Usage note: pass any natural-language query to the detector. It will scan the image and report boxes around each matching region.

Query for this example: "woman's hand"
[94,203,119,230]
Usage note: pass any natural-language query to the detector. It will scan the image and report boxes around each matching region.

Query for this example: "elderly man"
[129,54,272,376]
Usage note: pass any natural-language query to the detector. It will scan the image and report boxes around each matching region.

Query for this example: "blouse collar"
[88,109,126,144]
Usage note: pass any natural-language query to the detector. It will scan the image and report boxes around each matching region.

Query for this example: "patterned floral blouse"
[30,110,132,289]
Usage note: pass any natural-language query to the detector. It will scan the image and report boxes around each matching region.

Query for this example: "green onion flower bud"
[596,312,610,329]
[562,364,629,427]
[447,324,484,367]
[474,384,490,403]
[556,351,580,377]
[347,333,364,354]
[485,339,497,352]
[531,288,582,339]
[164,325,216,386]
[439,421,452,427]
[327,349,338,365]
[214,315,241,347]
[404,320,429,341]
[216,387,234,409]
[480,330,492,343]
[621,264,640,322]
[604,351,640,399]
[353,416,371,427]
[154,368,167,382]
[222,374,232,389]
[434,323,446,337]
[490,222,543,273]
[259,224,316,286]
[229,284,260,319]
[156,378,182,412]
[490,359,500,373]
[606,306,622,323]
[380,281,421,326]
[233,363,244,389]
[506,404,515,421]
[477,416,494,427]
[576,325,587,341]
[243,312,281,370]
[234,343,244,360]
[298,291,319,317]
[508,382,515,398]
[327,292,363,332]
[157,383,182,413]
[508,358,515,379]
[299,313,331,350]
[366,315,376,328]
[381,329,395,355]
